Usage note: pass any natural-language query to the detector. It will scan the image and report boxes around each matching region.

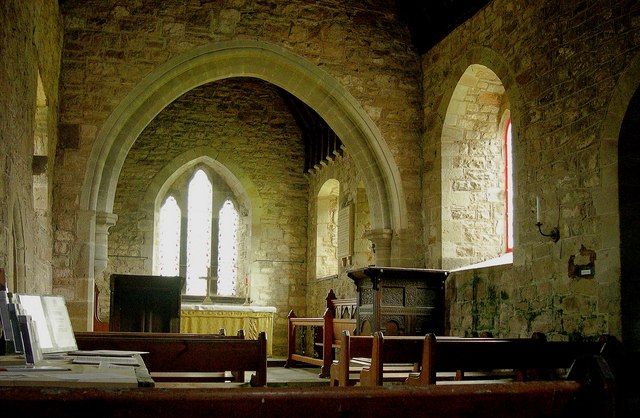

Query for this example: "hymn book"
[6,299,24,353]
[0,291,13,342]
[17,314,43,365]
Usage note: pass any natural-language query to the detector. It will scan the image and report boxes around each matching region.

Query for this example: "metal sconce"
[536,196,560,242]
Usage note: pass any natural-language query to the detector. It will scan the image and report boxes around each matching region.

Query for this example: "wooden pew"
[426,334,608,384]
[360,332,425,387]
[74,330,267,386]
[329,331,425,386]
[358,332,610,387]
[358,333,505,387]
[75,328,245,384]
[285,289,357,377]
[329,332,372,386]
[330,332,422,387]
[0,357,616,418]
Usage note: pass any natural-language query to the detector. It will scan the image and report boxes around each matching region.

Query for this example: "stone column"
[366,228,393,266]
[92,211,118,329]
[95,212,118,280]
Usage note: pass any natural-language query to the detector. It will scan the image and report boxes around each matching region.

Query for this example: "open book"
[14,294,78,355]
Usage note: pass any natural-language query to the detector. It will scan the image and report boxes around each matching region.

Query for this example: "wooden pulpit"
[109,274,184,333]
[347,266,448,336]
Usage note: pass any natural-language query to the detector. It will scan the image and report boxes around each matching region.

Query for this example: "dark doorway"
[619,86,640,356]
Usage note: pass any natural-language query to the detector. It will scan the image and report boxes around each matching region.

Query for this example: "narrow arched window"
[158,196,181,276]
[505,119,513,252]
[217,200,239,296]
[316,179,339,278]
[440,65,512,269]
[186,170,213,295]
[154,165,244,298]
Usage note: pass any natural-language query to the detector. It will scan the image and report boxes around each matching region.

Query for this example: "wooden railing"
[285,289,357,377]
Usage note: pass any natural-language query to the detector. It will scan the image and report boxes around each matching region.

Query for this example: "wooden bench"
[329,333,371,386]
[329,332,419,387]
[359,332,613,387]
[285,289,357,377]
[0,361,616,418]
[331,331,614,388]
[74,330,267,386]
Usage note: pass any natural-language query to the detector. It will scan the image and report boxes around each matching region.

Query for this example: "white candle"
[536,196,541,223]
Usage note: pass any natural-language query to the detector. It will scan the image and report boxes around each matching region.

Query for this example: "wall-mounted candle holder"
[536,196,560,242]
[536,222,560,242]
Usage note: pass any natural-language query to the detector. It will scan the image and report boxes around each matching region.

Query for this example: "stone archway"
[78,40,407,325]
[607,52,640,355]
[441,64,508,270]
[423,46,525,268]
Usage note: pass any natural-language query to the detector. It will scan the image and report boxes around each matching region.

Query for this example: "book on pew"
[17,314,43,366]
[14,294,78,355]
[7,300,24,353]
[1,290,24,354]
[1,290,13,343]
[70,355,141,367]
[69,349,149,357]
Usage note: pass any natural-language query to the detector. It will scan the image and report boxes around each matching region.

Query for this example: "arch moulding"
[79,40,407,298]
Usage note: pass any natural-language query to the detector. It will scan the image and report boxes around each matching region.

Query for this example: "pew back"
[360,333,425,386]
[74,330,267,386]
[358,333,609,387]
[285,289,357,377]
[330,332,373,386]
[1,369,615,418]
[431,336,605,380]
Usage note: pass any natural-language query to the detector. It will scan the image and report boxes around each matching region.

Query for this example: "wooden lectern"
[109,274,184,333]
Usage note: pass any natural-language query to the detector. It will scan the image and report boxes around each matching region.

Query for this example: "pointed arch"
[604,52,640,352]
[81,40,404,235]
[78,40,406,299]
[143,147,260,222]
[423,46,524,268]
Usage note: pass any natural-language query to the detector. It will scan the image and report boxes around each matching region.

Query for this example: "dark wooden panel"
[0,381,606,418]
[347,267,448,336]
[109,274,184,333]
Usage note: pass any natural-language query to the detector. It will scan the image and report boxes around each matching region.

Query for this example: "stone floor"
[154,358,329,389]
[263,364,328,387]
[254,357,328,387]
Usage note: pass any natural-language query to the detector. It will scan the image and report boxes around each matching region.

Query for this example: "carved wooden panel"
[360,287,375,305]
[381,286,404,306]
[347,267,448,336]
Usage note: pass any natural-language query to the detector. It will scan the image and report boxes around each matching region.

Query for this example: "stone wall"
[425,0,640,340]
[55,0,424,346]
[0,0,62,296]
[305,152,375,320]
[106,78,307,354]
[5,0,639,353]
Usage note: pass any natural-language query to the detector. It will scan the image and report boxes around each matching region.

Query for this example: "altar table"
[180,304,275,355]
